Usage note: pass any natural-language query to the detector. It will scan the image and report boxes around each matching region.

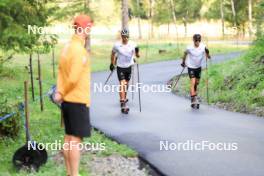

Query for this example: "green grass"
[0,94,137,176]
[0,65,136,176]
[172,38,264,116]
[5,40,247,74]
[0,39,248,175]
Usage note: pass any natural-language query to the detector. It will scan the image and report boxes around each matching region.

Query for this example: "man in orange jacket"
[54,15,93,176]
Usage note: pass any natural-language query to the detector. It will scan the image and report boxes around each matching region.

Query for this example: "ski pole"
[171,67,185,90]
[206,58,209,104]
[205,36,210,105]
[136,63,142,112]
[104,70,114,85]
[131,65,135,100]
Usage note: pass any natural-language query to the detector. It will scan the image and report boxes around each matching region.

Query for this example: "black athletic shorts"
[61,101,91,138]
[188,67,202,79]
[117,66,132,81]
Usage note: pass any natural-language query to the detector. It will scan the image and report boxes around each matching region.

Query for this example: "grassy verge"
[171,38,264,117]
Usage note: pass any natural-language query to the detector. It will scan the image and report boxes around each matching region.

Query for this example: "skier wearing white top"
[110,29,140,114]
[181,34,211,108]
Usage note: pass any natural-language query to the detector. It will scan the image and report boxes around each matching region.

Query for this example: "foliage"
[130,0,149,19]
[51,0,94,22]
[204,0,225,20]
[255,0,264,37]
[0,95,22,138]
[0,0,56,56]
[152,0,171,25]
[205,0,262,35]
[174,0,202,23]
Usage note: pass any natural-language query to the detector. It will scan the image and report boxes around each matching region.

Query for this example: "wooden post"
[24,81,30,141]
[37,54,44,111]
[29,54,35,101]
[52,47,56,79]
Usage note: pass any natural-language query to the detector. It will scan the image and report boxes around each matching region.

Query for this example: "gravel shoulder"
[52,150,149,176]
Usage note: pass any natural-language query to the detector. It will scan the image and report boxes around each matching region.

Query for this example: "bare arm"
[182,51,188,63]
[111,50,116,65]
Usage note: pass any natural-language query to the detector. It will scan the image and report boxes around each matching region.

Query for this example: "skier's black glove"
[109,63,115,71]
[181,62,186,67]
[205,48,211,59]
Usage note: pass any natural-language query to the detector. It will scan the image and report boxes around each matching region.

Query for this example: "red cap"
[73,15,93,29]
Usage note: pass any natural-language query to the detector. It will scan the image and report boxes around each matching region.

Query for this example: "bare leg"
[119,80,127,101]
[194,79,200,93]
[63,135,71,176]
[68,135,82,176]
[124,80,129,100]
[190,78,196,96]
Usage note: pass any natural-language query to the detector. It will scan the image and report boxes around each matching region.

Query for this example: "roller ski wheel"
[120,100,129,114]
[191,96,200,109]
[191,103,198,109]
[121,107,129,114]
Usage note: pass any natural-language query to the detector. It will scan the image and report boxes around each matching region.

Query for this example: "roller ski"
[120,100,129,114]
[191,96,200,109]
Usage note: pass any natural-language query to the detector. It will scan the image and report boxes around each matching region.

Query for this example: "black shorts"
[188,67,202,79]
[61,101,91,138]
[117,66,132,81]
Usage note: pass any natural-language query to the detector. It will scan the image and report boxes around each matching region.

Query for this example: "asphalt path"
[90,52,264,176]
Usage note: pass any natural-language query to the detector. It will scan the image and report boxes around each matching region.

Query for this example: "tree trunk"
[183,18,187,38]
[149,0,154,38]
[84,0,89,11]
[242,23,246,37]
[167,22,170,35]
[220,0,225,38]
[230,0,237,27]
[137,0,142,39]
[256,21,262,37]
[85,35,91,53]
[122,0,129,30]
[137,18,142,39]
[169,0,177,32]
[230,0,238,39]
[168,0,179,52]
[248,0,253,37]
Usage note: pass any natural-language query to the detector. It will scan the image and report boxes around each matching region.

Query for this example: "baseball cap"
[73,15,93,29]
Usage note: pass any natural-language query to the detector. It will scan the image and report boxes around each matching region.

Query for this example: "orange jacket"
[57,34,91,106]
